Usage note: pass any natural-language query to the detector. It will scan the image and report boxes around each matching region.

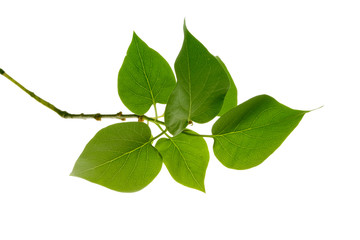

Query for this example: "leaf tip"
[192,184,206,193]
[309,105,324,112]
[132,31,139,39]
[69,167,80,177]
[195,182,206,193]
[183,19,189,34]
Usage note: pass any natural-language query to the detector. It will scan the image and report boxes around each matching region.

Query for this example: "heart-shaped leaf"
[118,32,176,115]
[155,130,209,192]
[212,95,307,170]
[70,122,162,192]
[165,23,230,135]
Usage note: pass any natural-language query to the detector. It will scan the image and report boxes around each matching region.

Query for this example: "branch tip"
[0,68,5,75]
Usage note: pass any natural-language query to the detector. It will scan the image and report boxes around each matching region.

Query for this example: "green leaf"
[70,122,162,192]
[118,32,176,115]
[155,130,209,192]
[216,57,237,116]
[164,23,230,135]
[212,95,307,170]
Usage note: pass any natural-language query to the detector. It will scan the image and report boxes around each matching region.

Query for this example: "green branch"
[0,68,164,124]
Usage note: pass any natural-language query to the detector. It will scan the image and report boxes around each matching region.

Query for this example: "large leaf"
[216,56,237,116]
[155,130,209,192]
[212,95,307,170]
[70,122,162,192]
[164,23,230,135]
[118,32,176,115]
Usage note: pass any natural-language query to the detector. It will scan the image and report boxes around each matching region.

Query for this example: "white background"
[1,0,359,239]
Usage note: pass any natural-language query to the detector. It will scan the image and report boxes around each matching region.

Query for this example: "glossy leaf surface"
[212,95,307,170]
[216,57,237,116]
[118,32,176,115]
[71,122,162,192]
[165,23,230,135]
[155,130,209,192]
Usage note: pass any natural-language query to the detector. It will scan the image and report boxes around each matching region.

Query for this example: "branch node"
[59,111,69,118]
[138,116,144,122]
[94,113,101,121]
[117,111,123,117]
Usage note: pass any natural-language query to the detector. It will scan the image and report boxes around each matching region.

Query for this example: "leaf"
[70,122,162,192]
[118,32,176,115]
[155,130,209,192]
[164,22,230,136]
[212,95,307,170]
[216,57,237,116]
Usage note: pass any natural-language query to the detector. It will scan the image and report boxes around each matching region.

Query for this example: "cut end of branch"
[0,68,5,75]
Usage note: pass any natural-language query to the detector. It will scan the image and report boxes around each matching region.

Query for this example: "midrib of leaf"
[213,112,305,137]
[219,135,270,150]
[109,153,131,181]
[168,137,204,191]
[185,38,192,121]
[135,37,156,107]
[124,66,151,93]
[190,64,211,114]
[74,141,151,175]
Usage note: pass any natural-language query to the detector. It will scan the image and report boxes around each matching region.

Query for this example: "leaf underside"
[212,95,307,170]
[118,32,176,115]
[70,122,162,192]
[155,130,209,192]
[165,23,230,136]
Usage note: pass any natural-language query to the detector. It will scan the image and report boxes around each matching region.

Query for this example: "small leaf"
[216,57,237,116]
[165,22,230,135]
[155,130,209,192]
[212,95,307,170]
[70,122,162,192]
[118,32,176,115]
